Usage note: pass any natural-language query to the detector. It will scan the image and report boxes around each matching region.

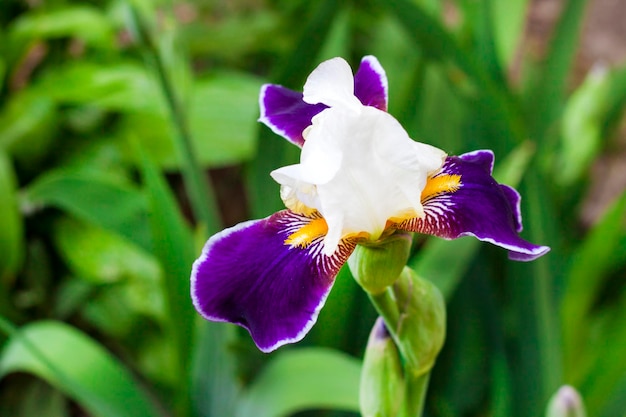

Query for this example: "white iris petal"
[302,58,362,111]
[271,58,447,255]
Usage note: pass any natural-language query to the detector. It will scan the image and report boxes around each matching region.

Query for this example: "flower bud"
[383,267,446,375]
[546,385,587,417]
[360,317,405,417]
[348,232,412,294]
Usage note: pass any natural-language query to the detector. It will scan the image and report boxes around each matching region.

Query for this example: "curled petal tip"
[508,245,551,262]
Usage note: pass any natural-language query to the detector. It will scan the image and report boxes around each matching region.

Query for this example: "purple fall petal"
[354,56,388,111]
[191,210,356,352]
[259,84,327,147]
[399,150,550,261]
[498,184,523,233]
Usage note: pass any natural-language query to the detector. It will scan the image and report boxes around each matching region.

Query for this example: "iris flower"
[191,56,549,352]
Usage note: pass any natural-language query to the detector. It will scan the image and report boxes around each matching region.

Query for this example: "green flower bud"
[360,317,405,417]
[348,232,412,294]
[371,267,446,375]
[546,386,587,417]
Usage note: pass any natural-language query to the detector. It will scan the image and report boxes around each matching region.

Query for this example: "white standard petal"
[270,57,446,256]
[274,102,446,255]
[271,165,323,214]
[302,57,362,111]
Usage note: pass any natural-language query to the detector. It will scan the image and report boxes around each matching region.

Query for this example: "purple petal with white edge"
[259,84,327,147]
[398,150,550,261]
[459,150,522,232]
[499,184,523,233]
[354,55,388,111]
[191,210,357,352]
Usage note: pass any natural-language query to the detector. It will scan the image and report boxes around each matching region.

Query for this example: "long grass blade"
[0,319,162,417]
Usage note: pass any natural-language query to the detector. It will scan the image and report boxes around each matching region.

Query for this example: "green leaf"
[561,190,626,370]
[138,148,195,416]
[0,57,6,89]
[186,73,262,167]
[603,66,626,136]
[579,297,626,416]
[557,66,612,186]
[368,14,424,125]
[0,319,162,417]
[0,151,23,282]
[236,348,361,417]
[52,217,154,284]
[457,0,505,84]
[115,72,262,169]
[509,170,563,417]
[24,170,150,249]
[272,0,342,87]
[526,0,589,142]
[0,91,57,169]
[182,11,282,60]
[315,6,350,62]
[191,321,240,417]
[36,62,164,113]
[431,275,490,415]
[8,6,115,51]
[491,0,529,66]
[52,217,164,321]
[598,375,626,417]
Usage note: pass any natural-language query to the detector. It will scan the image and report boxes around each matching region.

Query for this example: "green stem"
[361,263,447,417]
[129,5,220,234]
[401,372,431,417]
[368,290,400,334]
[367,284,437,417]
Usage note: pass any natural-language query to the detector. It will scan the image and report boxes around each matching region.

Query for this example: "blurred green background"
[0,0,625,416]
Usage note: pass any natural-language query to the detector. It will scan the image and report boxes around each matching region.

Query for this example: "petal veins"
[399,154,549,261]
[191,210,356,352]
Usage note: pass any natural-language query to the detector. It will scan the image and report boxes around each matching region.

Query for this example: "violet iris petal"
[399,150,550,261]
[191,210,357,352]
[259,56,389,147]
[354,55,388,111]
[259,84,327,147]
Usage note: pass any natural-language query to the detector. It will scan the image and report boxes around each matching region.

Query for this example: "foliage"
[0,0,625,416]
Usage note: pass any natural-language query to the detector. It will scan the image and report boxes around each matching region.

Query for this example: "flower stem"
[369,289,400,327]
[401,371,431,417]
[366,268,446,417]
[370,290,433,417]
